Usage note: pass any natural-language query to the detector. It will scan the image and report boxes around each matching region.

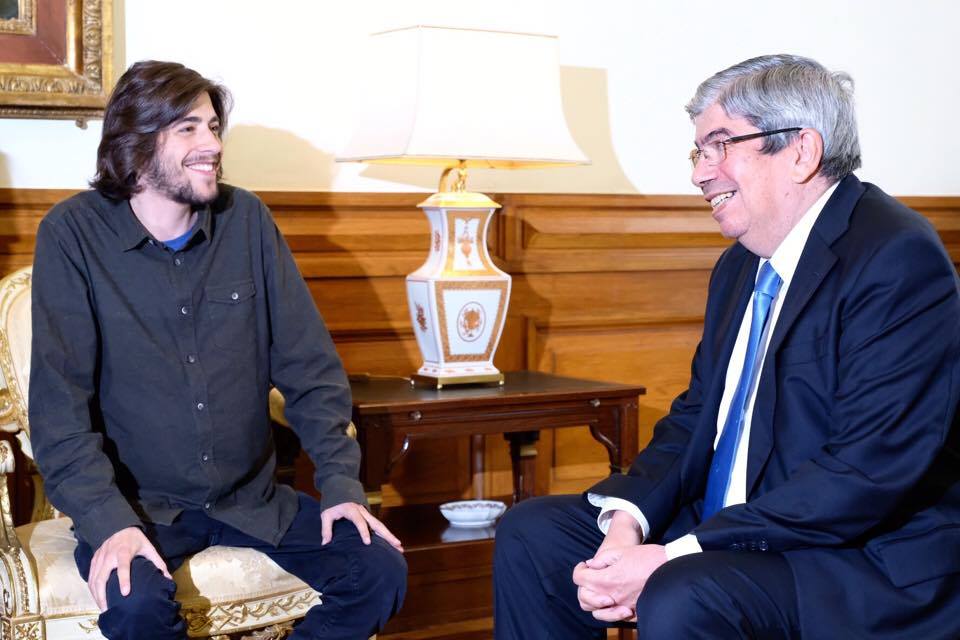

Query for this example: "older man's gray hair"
[686,54,861,181]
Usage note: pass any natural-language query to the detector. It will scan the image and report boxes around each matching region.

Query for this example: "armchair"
[0,266,322,640]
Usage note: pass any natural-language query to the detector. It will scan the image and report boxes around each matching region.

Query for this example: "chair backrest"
[0,265,60,521]
[0,266,33,455]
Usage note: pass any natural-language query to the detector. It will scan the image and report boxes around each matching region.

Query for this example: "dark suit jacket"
[590,175,960,638]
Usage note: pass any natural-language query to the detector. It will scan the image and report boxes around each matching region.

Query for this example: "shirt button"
[230,291,239,301]
[201,453,209,462]
[196,402,205,411]
[203,502,211,510]
[174,257,183,266]
[186,354,197,364]
[180,305,190,315]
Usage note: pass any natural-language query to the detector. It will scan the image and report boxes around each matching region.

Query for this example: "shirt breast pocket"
[206,280,257,352]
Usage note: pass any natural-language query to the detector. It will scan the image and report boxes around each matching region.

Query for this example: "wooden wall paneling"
[522,316,702,494]
[306,276,411,334]
[3,187,959,634]
[263,193,470,508]
[0,188,58,274]
[2,189,959,512]
[498,193,728,274]
[495,191,718,495]
[507,270,710,325]
[267,192,429,279]
[901,196,960,266]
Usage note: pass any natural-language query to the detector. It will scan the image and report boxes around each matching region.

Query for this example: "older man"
[29,60,407,640]
[494,54,960,639]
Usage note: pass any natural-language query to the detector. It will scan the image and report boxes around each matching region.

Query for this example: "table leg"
[471,434,485,499]
[589,399,639,475]
[356,416,406,517]
[504,431,540,504]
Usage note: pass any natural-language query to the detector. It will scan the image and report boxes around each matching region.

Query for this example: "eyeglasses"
[689,127,802,168]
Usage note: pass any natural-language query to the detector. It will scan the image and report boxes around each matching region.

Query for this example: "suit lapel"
[693,249,757,470]
[713,254,758,374]
[745,237,836,494]
[744,175,865,497]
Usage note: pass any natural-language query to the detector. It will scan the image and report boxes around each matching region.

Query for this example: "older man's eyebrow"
[696,127,734,146]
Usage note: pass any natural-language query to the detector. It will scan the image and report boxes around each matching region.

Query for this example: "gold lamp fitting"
[438,160,469,193]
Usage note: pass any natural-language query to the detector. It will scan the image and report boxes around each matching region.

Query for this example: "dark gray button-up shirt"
[29,185,363,549]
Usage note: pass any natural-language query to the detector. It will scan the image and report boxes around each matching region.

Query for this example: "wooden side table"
[351,370,645,634]
[351,370,646,510]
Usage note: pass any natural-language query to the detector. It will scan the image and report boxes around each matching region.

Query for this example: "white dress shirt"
[589,182,839,559]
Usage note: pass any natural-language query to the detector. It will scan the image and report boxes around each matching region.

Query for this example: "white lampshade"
[337,25,588,169]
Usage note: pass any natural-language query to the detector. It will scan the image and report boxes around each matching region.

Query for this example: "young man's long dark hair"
[91,60,232,200]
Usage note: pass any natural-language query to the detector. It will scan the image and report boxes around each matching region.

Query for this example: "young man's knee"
[377,543,408,599]
[104,557,177,608]
[100,559,182,639]
[355,539,408,613]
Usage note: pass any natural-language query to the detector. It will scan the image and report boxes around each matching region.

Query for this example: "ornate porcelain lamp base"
[406,191,511,388]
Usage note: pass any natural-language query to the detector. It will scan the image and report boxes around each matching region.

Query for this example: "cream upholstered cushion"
[19,517,321,636]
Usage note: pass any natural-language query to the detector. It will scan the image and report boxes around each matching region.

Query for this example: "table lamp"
[338,26,588,387]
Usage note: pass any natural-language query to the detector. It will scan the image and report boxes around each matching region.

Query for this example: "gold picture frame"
[0,0,113,125]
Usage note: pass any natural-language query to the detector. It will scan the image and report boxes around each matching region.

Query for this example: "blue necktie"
[702,261,782,521]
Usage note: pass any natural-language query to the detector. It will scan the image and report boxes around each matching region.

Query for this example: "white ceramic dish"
[439,499,507,528]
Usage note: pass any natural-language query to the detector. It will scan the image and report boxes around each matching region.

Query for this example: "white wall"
[0,0,957,195]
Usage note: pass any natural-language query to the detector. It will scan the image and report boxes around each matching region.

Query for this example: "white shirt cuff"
[587,494,650,541]
[664,533,702,560]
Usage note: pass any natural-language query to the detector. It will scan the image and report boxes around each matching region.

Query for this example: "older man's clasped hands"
[573,510,668,623]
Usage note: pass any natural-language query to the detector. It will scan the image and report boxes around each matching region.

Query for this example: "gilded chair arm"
[0,440,41,623]
[268,387,357,438]
[268,389,367,507]
[0,439,19,550]
[268,387,288,428]
[0,439,13,476]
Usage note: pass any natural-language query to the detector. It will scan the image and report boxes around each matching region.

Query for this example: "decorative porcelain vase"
[406,192,511,387]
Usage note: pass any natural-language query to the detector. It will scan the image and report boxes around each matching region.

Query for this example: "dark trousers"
[74,493,406,640]
[493,495,800,639]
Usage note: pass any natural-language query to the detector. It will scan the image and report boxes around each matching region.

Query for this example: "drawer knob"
[409,410,422,421]
[589,398,601,408]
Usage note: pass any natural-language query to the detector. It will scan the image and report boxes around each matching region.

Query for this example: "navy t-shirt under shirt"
[162,224,195,251]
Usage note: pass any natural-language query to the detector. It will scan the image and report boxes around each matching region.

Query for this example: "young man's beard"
[143,154,220,208]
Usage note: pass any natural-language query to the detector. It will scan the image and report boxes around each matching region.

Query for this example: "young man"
[494,54,960,639]
[29,60,406,640]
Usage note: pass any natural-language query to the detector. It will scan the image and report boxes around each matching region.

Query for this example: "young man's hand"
[88,527,171,612]
[321,502,404,552]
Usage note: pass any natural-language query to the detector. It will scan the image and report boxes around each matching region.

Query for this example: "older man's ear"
[790,128,825,184]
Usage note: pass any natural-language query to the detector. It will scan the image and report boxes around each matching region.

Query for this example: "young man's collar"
[106,193,212,252]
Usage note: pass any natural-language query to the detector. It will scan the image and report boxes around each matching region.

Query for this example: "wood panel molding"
[5,189,957,275]
[498,193,730,274]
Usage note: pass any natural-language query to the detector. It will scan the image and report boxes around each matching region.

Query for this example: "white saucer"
[448,518,498,528]
[439,500,507,528]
